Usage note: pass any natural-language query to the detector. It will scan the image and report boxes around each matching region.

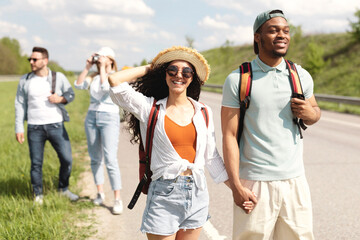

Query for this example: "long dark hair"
[126,61,202,144]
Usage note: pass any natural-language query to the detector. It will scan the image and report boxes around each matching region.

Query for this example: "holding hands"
[232,186,258,214]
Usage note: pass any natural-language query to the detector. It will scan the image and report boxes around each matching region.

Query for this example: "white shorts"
[233,175,315,240]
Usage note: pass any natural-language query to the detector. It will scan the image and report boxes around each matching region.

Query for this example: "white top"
[74,74,119,113]
[27,75,63,124]
[110,82,228,190]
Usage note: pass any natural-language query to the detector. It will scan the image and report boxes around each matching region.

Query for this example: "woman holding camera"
[75,47,123,214]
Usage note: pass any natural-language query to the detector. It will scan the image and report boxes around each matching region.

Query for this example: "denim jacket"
[15,69,75,133]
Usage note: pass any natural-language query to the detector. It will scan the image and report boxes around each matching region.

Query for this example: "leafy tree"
[185,35,195,48]
[349,9,360,41]
[304,41,326,76]
[0,42,18,74]
[140,59,148,66]
[289,23,303,45]
[0,37,30,74]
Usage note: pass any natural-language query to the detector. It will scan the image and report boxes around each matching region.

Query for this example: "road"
[84,91,360,240]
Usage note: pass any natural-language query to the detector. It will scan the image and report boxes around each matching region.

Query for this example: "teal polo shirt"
[222,56,314,181]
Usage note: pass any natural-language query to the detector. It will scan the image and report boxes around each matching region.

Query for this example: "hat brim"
[151,46,210,83]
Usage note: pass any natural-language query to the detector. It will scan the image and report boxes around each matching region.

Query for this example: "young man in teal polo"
[221,10,321,240]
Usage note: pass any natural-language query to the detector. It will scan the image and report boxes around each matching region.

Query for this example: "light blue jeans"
[85,111,122,190]
[141,175,210,235]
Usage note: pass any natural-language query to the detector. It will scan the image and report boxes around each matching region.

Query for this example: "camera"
[92,54,100,63]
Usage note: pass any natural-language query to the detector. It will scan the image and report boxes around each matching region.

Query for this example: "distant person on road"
[108,46,237,239]
[221,10,321,240]
[15,46,79,205]
[75,47,123,215]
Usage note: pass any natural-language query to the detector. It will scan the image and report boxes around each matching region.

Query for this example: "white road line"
[321,117,360,129]
[203,221,227,240]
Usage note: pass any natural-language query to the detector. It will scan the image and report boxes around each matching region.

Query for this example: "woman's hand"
[109,64,151,87]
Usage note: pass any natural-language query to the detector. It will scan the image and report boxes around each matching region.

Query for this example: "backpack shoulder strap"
[199,103,209,128]
[239,62,252,108]
[51,71,56,94]
[26,72,32,80]
[145,100,160,161]
[128,100,159,210]
[285,60,303,96]
[285,60,307,138]
[238,62,253,145]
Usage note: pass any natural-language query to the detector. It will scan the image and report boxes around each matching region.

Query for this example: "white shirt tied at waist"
[110,82,228,190]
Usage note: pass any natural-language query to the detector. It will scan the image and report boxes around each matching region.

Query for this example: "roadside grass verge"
[0,78,94,239]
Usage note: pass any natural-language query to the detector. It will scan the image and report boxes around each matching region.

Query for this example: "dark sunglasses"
[27,58,44,62]
[166,65,194,79]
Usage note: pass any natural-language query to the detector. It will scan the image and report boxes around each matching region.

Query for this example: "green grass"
[0,78,95,239]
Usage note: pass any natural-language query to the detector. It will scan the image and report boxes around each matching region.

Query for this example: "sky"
[0,0,359,71]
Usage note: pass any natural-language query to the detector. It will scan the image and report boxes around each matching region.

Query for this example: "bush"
[350,9,360,42]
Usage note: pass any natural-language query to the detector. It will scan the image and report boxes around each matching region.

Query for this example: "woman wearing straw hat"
[108,46,251,239]
[75,47,123,215]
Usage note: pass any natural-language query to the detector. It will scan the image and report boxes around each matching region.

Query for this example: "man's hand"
[16,133,25,144]
[48,93,66,104]
[291,98,316,121]
[232,186,258,214]
[291,95,321,125]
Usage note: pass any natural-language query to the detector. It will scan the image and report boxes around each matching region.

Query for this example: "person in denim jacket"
[75,47,123,215]
[15,46,78,205]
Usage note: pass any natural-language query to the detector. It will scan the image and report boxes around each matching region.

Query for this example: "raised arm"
[108,64,151,87]
[76,56,93,85]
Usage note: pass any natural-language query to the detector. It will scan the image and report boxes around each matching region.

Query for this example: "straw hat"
[151,46,210,83]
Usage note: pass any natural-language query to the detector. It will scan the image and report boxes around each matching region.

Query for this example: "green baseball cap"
[253,9,287,33]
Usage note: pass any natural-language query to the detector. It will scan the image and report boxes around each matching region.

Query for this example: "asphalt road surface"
[89,91,360,240]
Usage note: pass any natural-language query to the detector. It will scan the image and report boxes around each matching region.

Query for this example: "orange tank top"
[164,115,196,163]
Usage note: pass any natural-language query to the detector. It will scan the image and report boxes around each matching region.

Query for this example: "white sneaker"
[112,199,123,215]
[60,189,79,202]
[93,193,105,206]
[34,195,43,205]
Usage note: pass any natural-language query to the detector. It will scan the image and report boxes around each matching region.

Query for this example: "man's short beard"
[273,50,287,57]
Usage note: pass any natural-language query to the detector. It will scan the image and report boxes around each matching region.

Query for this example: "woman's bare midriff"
[180,169,192,176]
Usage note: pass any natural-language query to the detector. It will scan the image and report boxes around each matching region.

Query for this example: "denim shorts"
[141,175,210,235]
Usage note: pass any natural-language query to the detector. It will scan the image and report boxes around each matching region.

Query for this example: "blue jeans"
[85,111,122,190]
[27,122,73,196]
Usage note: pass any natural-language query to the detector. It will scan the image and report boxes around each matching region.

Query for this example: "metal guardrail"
[1,76,359,106]
[203,84,360,106]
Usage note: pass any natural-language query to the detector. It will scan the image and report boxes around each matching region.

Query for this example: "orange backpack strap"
[285,60,307,138]
[128,100,159,210]
[238,62,252,144]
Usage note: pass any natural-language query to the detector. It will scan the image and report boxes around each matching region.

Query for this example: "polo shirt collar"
[255,56,287,73]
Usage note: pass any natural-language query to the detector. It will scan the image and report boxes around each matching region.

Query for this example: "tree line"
[0,37,73,76]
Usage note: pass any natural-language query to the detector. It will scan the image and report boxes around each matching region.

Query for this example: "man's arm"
[15,78,26,140]
[291,94,321,125]
[221,106,257,213]
[56,72,75,105]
